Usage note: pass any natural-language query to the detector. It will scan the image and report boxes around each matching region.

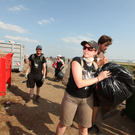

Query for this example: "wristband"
[95,77,99,91]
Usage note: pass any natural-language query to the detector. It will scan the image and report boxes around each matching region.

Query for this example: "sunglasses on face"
[83,46,96,51]
[37,49,42,50]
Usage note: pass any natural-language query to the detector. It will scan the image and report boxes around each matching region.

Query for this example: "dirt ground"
[0,63,135,135]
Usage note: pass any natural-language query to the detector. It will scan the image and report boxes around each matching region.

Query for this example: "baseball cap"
[81,40,98,51]
[36,45,42,49]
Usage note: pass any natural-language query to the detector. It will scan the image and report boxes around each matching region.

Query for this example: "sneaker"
[88,124,103,134]
[36,95,40,103]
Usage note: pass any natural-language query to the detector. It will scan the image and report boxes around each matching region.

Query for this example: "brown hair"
[98,35,112,45]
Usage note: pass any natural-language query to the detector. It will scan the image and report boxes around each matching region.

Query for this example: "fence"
[46,59,135,76]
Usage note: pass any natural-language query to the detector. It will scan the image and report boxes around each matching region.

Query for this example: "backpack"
[62,58,98,86]
[31,53,44,62]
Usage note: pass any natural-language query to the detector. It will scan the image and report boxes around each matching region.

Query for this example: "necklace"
[88,66,92,73]
[87,63,95,73]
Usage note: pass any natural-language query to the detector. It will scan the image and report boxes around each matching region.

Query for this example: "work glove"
[25,73,28,79]
[41,76,45,82]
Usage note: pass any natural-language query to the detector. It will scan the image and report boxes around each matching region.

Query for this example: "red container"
[6,53,13,85]
[0,51,13,96]
[0,53,6,96]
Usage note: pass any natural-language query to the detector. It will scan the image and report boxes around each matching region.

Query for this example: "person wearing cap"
[54,55,65,81]
[88,35,113,134]
[56,40,111,135]
[25,45,46,104]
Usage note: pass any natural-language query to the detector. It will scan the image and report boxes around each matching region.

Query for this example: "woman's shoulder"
[60,59,64,63]
[72,57,82,64]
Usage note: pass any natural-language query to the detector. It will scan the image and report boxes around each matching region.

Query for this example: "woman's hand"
[98,70,111,81]
[60,66,62,70]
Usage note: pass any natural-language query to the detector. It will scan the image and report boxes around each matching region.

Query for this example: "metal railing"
[46,59,69,74]
[46,59,135,75]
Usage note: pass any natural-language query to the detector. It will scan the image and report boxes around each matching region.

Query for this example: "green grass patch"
[109,61,135,74]
[122,65,134,73]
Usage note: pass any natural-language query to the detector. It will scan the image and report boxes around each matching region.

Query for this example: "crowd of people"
[25,35,113,135]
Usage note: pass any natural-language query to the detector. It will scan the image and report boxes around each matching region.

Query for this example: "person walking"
[25,45,46,104]
[54,55,64,81]
[56,40,111,135]
[89,35,113,134]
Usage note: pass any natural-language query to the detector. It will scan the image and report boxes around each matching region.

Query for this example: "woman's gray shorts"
[60,91,93,128]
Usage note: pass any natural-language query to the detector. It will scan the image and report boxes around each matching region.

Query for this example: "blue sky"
[0,0,135,61]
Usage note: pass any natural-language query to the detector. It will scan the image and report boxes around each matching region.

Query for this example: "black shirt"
[66,57,96,98]
[56,60,63,70]
[29,54,46,74]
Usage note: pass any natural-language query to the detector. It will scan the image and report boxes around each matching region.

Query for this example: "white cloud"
[38,18,54,25]
[62,36,93,44]
[8,5,28,11]
[0,21,28,33]
[38,21,43,25]
[57,46,60,48]
[5,36,39,43]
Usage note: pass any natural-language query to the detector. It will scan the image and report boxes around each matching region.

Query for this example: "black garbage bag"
[94,62,134,104]
[57,71,64,79]
[94,62,134,116]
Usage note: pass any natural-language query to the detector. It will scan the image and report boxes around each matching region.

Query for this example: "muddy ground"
[0,62,135,135]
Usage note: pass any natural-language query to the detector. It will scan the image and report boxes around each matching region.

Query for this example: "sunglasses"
[37,49,42,50]
[83,46,96,51]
